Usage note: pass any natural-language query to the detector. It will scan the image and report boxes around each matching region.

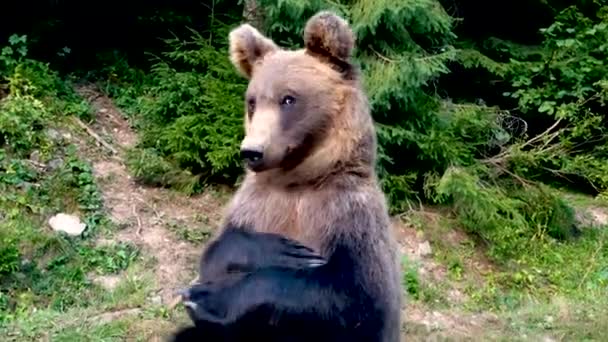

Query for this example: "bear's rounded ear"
[229,24,279,78]
[304,11,354,67]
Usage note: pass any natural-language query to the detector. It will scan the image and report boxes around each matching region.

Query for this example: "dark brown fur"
[200,11,402,341]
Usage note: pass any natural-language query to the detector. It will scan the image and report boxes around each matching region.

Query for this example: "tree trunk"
[242,0,265,32]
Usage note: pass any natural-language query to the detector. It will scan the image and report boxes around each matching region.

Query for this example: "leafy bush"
[105,26,247,187]
[0,94,48,156]
[425,4,608,265]
[125,147,202,194]
[0,242,20,276]
[502,6,608,192]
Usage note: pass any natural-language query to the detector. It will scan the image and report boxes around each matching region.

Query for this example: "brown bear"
[172,10,402,342]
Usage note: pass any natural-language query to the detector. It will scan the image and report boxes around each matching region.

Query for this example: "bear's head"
[229,11,376,186]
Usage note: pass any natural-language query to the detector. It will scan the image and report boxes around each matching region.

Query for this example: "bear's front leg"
[198,222,327,280]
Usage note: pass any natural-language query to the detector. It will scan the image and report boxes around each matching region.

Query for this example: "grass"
[4,271,158,342]
[0,156,151,339]
[164,215,214,244]
[477,294,608,341]
[399,199,608,340]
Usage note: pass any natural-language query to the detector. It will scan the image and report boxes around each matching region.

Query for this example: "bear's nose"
[240,148,264,169]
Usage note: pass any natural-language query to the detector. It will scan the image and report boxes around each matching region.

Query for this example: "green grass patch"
[479,294,608,341]
[164,215,214,244]
[402,194,608,313]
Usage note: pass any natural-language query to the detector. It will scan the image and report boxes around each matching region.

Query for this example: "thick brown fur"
[189,11,402,342]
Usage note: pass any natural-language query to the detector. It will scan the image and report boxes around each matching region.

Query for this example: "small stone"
[99,108,109,114]
[47,158,64,171]
[29,150,41,163]
[45,128,62,141]
[93,275,121,291]
[150,295,162,305]
[418,241,433,257]
[16,181,35,190]
[48,213,86,236]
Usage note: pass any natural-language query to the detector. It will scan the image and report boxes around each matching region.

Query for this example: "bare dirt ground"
[75,84,225,306]
[72,84,505,340]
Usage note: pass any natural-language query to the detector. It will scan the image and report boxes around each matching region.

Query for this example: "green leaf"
[8,34,26,46]
[538,101,555,114]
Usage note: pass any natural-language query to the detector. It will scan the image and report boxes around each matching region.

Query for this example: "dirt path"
[74,84,225,306]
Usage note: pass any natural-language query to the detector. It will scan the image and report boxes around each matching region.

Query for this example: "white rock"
[418,241,433,257]
[93,275,121,291]
[150,295,162,305]
[48,213,86,236]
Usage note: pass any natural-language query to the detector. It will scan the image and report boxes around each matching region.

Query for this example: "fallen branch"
[485,158,533,186]
[370,46,397,63]
[71,116,118,155]
[133,204,143,236]
[490,118,564,163]
[26,159,47,170]
[136,197,164,224]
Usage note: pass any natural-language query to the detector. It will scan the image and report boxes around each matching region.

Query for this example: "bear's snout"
[240,147,265,170]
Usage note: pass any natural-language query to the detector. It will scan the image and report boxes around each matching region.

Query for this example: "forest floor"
[4,84,607,341]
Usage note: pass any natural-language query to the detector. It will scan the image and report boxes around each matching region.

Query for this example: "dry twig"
[71,116,119,155]
[167,275,200,310]
[133,204,143,236]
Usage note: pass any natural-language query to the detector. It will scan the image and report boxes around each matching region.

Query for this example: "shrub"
[113,26,247,186]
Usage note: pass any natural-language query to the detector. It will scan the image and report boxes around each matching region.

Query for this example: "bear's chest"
[260,191,308,238]
[239,188,326,251]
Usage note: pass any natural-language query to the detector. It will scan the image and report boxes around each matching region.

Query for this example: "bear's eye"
[280,95,296,107]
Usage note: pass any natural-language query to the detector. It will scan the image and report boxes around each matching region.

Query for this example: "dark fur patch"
[280,132,318,172]
[304,49,357,80]
[171,223,387,342]
[303,11,356,80]
[198,223,326,281]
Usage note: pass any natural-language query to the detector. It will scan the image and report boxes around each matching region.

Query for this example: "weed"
[401,256,421,300]
[165,216,213,244]
[124,147,201,194]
